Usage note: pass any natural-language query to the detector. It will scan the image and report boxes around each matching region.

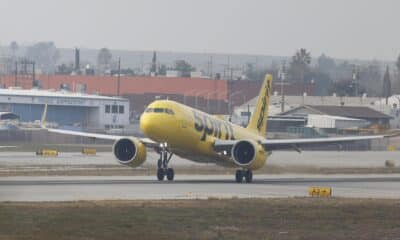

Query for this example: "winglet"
[246,74,272,137]
[41,104,48,128]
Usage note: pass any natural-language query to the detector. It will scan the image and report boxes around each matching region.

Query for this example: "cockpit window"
[165,109,175,115]
[153,108,164,113]
[144,108,175,115]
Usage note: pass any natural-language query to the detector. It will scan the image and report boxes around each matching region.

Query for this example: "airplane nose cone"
[140,114,153,136]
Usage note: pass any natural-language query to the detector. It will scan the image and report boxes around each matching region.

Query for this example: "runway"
[0,151,399,167]
[1,174,400,201]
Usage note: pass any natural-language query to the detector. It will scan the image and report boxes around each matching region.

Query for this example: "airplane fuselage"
[140,100,268,168]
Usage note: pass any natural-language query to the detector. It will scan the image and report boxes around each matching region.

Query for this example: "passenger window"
[112,105,118,113]
[105,105,110,113]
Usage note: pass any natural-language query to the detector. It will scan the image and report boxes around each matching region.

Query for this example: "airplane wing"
[214,135,386,152]
[46,128,158,147]
[40,104,158,148]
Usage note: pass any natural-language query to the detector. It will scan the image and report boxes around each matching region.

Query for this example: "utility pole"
[117,57,121,96]
[14,62,18,87]
[280,61,286,113]
[353,66,359,97]
[210,55,213,78]
[32,62,35,87]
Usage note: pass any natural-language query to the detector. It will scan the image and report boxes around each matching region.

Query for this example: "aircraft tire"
[244,170,253,183]
[157,168,165,181]
[166,168,174,181]
[235,170,243,183]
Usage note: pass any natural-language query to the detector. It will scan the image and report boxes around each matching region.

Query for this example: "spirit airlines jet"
[41,74,386,183]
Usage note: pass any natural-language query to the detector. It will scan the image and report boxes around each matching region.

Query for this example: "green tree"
[174,60,195,77]
[289,48,311,92]
[317,54,335,74]
[382,66,391,105]
[329,79,366,97]
[158,64,167,75]
[358,62,381,97]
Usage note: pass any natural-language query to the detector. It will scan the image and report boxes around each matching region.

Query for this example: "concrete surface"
[1,174,400,201]
[0,151,399,168]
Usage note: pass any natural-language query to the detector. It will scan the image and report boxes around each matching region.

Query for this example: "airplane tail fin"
[41,104,48,128]
[246,74,273,136]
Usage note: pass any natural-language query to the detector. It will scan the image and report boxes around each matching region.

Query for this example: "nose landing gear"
[235,169,253,183]
[156,143,174,181]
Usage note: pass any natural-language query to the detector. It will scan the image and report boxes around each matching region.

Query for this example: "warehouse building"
[0,88,129,131]
[280,105,392,129]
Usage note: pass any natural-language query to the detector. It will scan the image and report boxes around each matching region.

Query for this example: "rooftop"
[0,88,126,101]
[281,105,392,120]
[241,95,381,108]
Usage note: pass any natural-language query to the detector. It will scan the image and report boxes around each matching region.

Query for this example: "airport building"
[0,88,129,131]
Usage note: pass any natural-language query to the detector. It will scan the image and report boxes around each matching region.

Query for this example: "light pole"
[278,61,287,113]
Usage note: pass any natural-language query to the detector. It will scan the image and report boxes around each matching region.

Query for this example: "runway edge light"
[82,148,97,155]
[308,186,332,197]
[36,149,59,157]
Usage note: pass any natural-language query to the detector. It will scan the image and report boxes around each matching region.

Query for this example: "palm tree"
[290,48,311,93]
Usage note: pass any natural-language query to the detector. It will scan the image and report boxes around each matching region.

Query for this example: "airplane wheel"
[157,168,165,181]
[166,168,174,181]
[244,170,253,183]
[235,170,243,183]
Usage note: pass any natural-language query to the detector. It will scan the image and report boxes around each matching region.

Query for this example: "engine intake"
[231,140,256,166]
[113,138,147,167]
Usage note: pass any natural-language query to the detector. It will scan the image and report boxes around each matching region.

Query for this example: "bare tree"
[26,42,60,74]
[9,41,18,57]
[97,48,112,74]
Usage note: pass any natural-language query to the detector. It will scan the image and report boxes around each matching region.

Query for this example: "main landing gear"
[235,169,253,183]
[157,143,174,181]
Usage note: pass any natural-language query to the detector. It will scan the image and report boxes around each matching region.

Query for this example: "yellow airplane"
[42,74,386,183]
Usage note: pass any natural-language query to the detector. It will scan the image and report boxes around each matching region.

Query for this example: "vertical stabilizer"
[246,74,272,136]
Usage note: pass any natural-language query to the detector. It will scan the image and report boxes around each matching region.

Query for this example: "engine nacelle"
[231,140,267,170]
[112,138,147,167]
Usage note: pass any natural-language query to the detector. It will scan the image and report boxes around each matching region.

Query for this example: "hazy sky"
[1,0,400,60]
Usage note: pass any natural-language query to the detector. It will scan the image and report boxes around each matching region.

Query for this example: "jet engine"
[112,138,147,167]
[231,140,267,170]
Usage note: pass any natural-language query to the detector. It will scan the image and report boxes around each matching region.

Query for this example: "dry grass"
[1,198,400,240]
